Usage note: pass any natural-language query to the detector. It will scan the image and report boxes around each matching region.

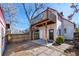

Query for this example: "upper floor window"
[59,29,61,36]
[64,28,67,33]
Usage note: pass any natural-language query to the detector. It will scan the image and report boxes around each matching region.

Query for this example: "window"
[6,24,10,29]
[59,29,61,35]
[64,28,67,33]
[34,30,39,39]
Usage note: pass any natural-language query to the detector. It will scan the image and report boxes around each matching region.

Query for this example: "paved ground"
[4,41,73,56]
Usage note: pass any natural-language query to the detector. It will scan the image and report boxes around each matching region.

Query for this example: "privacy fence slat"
[9,33,31,43]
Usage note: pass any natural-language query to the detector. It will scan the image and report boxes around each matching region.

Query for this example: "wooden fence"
[8,33,31,43]
[7,31,39,43]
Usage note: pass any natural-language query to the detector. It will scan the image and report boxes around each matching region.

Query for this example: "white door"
[39,29,45,40]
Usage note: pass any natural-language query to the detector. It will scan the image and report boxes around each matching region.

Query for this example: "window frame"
[64,28,67,33]
[59,29,61,36]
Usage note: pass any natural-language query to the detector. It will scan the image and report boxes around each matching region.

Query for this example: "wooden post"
[33,30,34,40]
[30,26,32,40]
[45,23,48,44]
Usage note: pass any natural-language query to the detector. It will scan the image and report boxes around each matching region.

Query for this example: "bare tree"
[22,3,47,39]
[0,4,17,23]
[68,3,79,20]
[22,3,46,25]
[0,3,18,33]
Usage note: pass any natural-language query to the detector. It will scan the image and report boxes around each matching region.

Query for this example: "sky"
[4,3,79,31]
[48,3,79,23]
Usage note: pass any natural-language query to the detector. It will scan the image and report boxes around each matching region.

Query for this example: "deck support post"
[45,23,48,44]
[30,26,32,40]
[32,30,34,40]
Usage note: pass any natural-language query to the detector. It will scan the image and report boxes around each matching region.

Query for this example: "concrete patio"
[4,40,73,56]
[32,39,54,46]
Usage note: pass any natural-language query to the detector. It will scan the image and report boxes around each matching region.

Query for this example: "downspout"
[60,12,64,37]
[62,18,64,37]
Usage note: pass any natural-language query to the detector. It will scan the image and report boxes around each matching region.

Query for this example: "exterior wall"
[56,16,62,36]
[0,9,6,55]
[35,8,75,41]
[0,21,6,55]
[47,24,57,40]
[39,26,45,40]
[63,20,75,40]
[38,10,62,41]
[48,9,62,40]
[38,14,75,41]
[56,17,75,40]
[0,24,1,55]
[39,23,57,40]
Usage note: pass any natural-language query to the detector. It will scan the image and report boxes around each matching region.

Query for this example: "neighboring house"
[31,7,75,43]
[0,8,6,55]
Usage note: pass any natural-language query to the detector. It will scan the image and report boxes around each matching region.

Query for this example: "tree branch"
[22,3,31,24]
[31,4,44,20]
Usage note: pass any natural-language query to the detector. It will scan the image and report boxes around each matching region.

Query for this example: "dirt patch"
[64,47,79,56]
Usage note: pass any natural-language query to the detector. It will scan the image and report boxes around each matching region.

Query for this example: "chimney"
[60,12,64,16]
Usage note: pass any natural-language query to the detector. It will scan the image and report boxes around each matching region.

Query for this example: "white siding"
[63,20,74,40]
[0,18,6,55]
[0,24,6,55]
[56,18,62,36]
[39,26,45,40]
[37,9,75,41]
[0,24,1,56]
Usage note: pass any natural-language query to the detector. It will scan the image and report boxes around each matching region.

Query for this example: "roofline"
[63,18,76,28]
[63,18,75,25]
[47,7,76,25]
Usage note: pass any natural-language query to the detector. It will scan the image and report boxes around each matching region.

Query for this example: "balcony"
[31,8,56,25]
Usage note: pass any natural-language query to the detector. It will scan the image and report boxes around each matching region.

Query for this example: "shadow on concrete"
[64,40,74,45]
[3,41,43,56]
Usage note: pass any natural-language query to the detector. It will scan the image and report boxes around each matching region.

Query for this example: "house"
[0,7,6,55]
[31,7,75,43]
